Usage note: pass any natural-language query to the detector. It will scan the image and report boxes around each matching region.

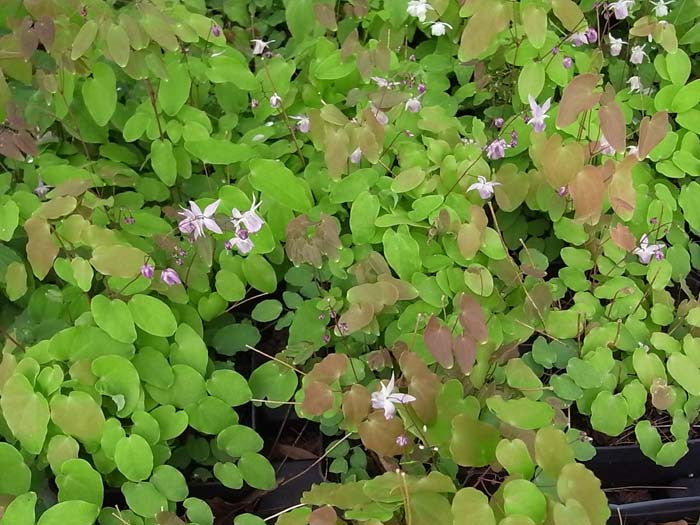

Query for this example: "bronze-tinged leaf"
[362,107,386,152]
[556,73,602,128]
[523,282,553,325]
[341,29,359,60]
[610,224,636,252]
[424,316,454,369]
[12,130,37,157]
[458,223,482,260]
[342,385,371,430]
[373,40,390,73]
[541,135,585,189]
[400,352,439,423]
[377,274,419,301]
[156,511,186,525]
[308,354,350,384]
[458,0,511,61]
[453,335,476,374]
[629,16,657,39]
[366,349,393,371]
[359,411,404,457]
[638,111,669,159]
[469,205,488,231]
[313,4,337,30]
[303,381,334,416]
[310,506,338,525]
[324,127,350,179]
[18,18,39,59]
[551,0,586,32]
[609,155,638,221]
[337,303,374,335]
[459,293,488,343]
[651,379,673,410]
[569,165,607,225]
[35,16,55,49]
[24,216,59,280]
[356,126,379,164]
[357,49,372,78]
[599,98,626,153]
[0,131,23,161]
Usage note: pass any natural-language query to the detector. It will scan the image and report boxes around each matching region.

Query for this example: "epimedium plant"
[1,0,700,524]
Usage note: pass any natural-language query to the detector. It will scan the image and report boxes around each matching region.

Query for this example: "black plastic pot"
[584,440,700,524]
[256,460,324,517]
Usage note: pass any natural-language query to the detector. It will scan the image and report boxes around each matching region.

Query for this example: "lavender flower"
[563,56,574,69]
[396,435,409,447]
[178,200,222,239]
[350,147,363,164]
[290,115,310,133]
[630,45,647,64]
[161,268,181,286]
[609,0,634,19]
[468,176,502,199]
[405,95,422,113]
[609,35,626,56]
[585,27,598,43]
[570,31,589,47]
[493,117,504,128]
[231,195,264,233]
[633,234,665,264]
[269,93,282,108]
[652,0,672,17]
[527,95,551,133]
[140,264,154,279]
[33,176,52,199]
[486,138,507,160]
[226,228,254,254]
[211,24,222,37]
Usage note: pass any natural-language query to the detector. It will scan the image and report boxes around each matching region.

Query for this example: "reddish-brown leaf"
[638,111,669,159]
[337,303,374,335]
[313,4,337,30]
[609,155,639,221]
[24,216,59,279]
[556,73,602,128]
[424,316,454,369]
[459,293,488,343]
[359,411,405,457]
[308,354,349,384]
[35,16,55,49]
[541,135,585,189]
[610,224,636,252]
[459,0,511,61]
[569,165,607,225]
[599,96,626,153]
[341,29,359,59]
[303,381,334,416]
[342,385,371,430]
[453,335,476,374]
[310,506,338,525]
[400,352,439,423]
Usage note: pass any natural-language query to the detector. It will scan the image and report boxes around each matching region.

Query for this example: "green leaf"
[350,191,380,244]
[215,270,246,301]
[238,452,276,490]
[56,459,104,506]
[185,139,254,165]
[450,414,500,467]
[71,20,98,60]
[518,62,545,103]
[92,354,141,417]
[503,479,546,524]
[186,396,237,434]
[452,488,496,525]
[671,79,700,113]
[285,0,313,39]
[37,502,99,525]
[151,465,188,502]
[249,361,298,407]
[91,296,137,344]
[486,396,554,430]
[242,254,277,293]
[158,61,191,116]
[184,498,214,525]
[114,435,154,482]
[206,369,252,406]
[133,348,173,389]
[0,374,50,455]
[679,181,700,231]
[0,199,19,241]
[151,139,177,186]
[89,244,147,278]
[5,261,26,300]
[106,24,130,67]
[668,353,700,396]
[0,492,36,525]
[496,439,535,478]
[590,392,627,436]
[206,55,258,91]
[171,323,208,376]
[383,228,421,280]
[217,425,264,457]
[50,391,105,444]
[249,159,312,212]
[464,264,494,296]
[150,405,188,440]
[82,63,116,126]
[251,299,283,322]
[0,443,31,496]
[214,462,244,489]
[666,49,691,85]
[128,294,177,337]
[122,482,168,518]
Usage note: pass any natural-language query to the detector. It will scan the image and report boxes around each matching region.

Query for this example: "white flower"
[291,115,310,133]
[627,145,640,157]
[269,93,282,108]
[407,0,434,22]
[251,39,274,55]
[626,76,652,95]
[651,0,671,17]
[33,176,52,198]
[430,21,452,36]
[609,0,634,19]
[633,234,665,264]
[370,373,416,420]
[527,95,551,133]
[570,31,589,47]
[609,35,627,56]
[226,228,254,254]
[350,147,363,164]
[486,138,507,160]
[468,176,502,199]
[405,95,422,113]
[630,45,647,65]
[178,200,222,239]
[371,105,389,125]
[231,195,264,233]
[371,77,400,89]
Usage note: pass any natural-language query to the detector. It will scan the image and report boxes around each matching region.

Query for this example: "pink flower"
[350,147,363,164]
[161,268,181,286]
[226,228,254,254]
[178,200,222,239]
[468,176,501,199]
[609,0,634,19]
[570,32,588,47]
[405,95,422,113]
[211,25,222,37]
[493,117,504,129]
[140,264,154,279]
[231,195,264,233]
[563,56,573,69]
[486,138,507,160]
[396,435,409,446]
[291,115,310,133]
[597,135,616,155]
[585,27,598,43]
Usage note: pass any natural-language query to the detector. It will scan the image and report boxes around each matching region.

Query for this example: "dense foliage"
[1,0,700,524]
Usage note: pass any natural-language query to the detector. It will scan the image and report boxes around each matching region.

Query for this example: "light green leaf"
[249,159,312,212]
